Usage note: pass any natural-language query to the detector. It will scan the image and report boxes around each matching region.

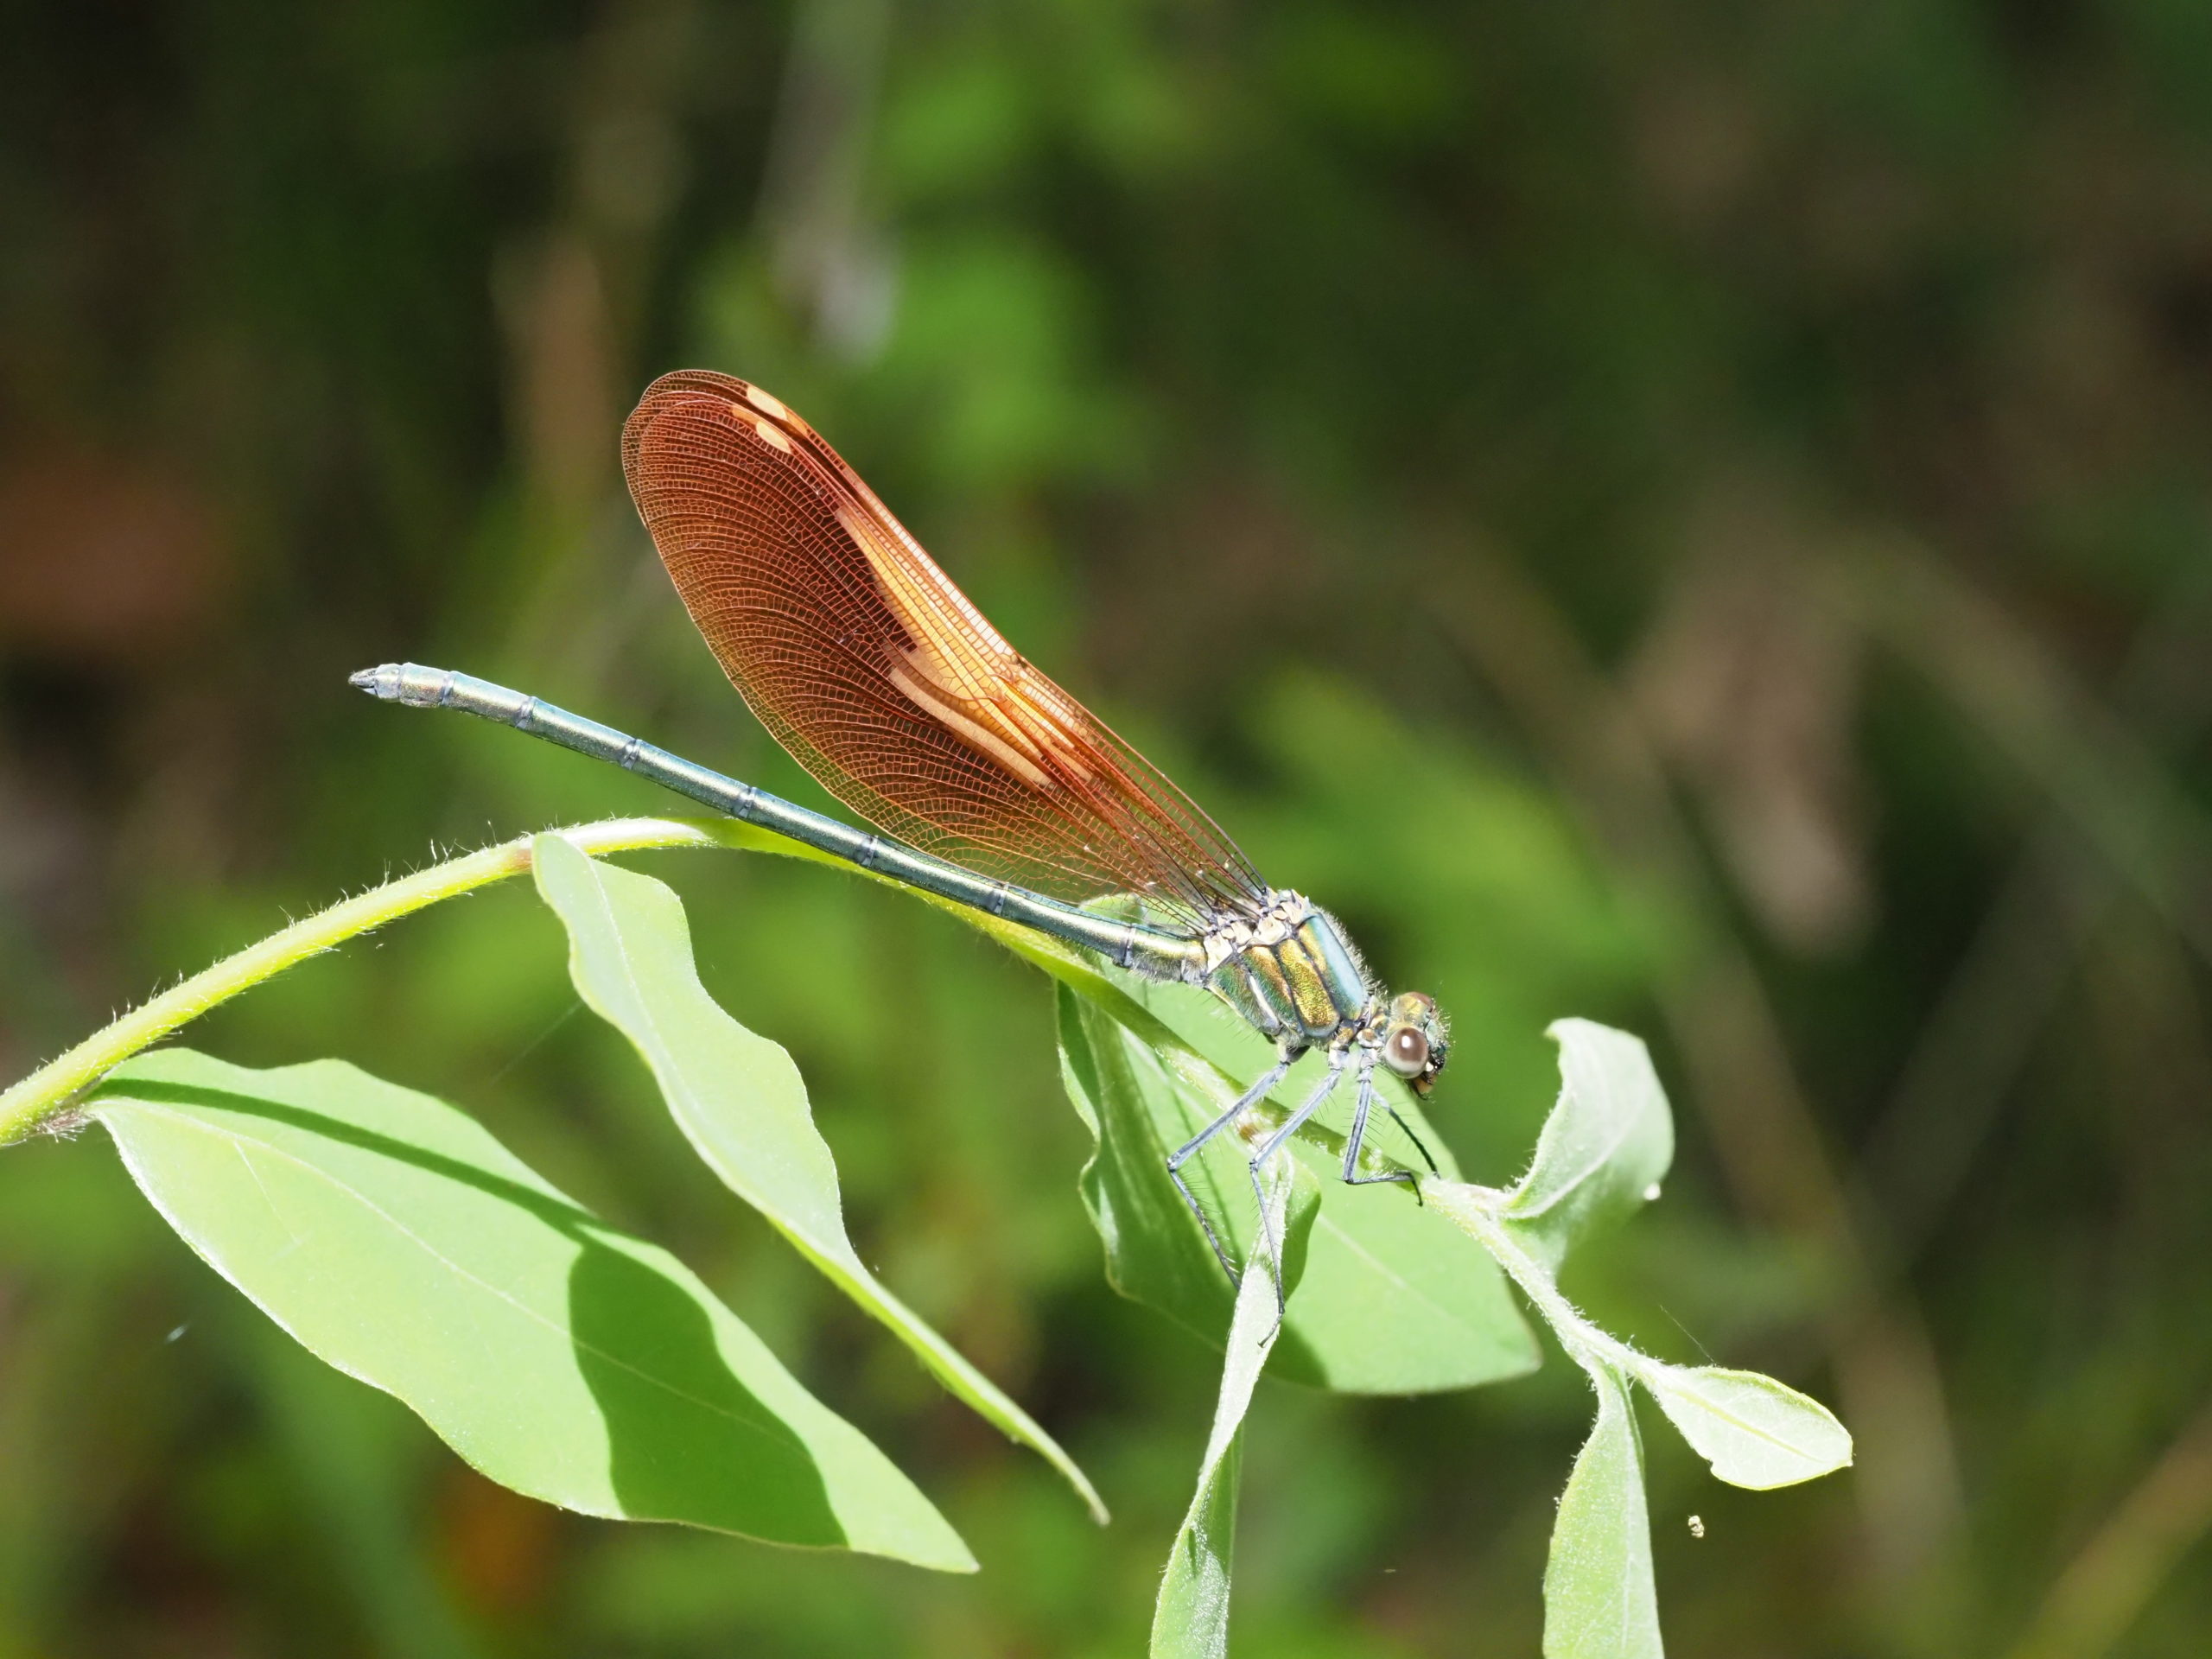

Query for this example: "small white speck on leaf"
[165,1325,188,1344]
[1643,1182,1662,1203]
[1688,1515,1705,1539]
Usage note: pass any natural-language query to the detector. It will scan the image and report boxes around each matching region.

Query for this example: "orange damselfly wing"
[621,369,1265,932]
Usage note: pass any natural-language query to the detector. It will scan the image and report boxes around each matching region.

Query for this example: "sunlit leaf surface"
[1544,1362,1662,1659]
[1149,1159,1314,1659]
[1634,1363,1853,1491]
[1502,1019,1675,1272]
[531,834,1105,1521]
[91,1047,975,1572]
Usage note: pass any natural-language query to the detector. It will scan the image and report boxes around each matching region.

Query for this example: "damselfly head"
[1381,989,1450,1094]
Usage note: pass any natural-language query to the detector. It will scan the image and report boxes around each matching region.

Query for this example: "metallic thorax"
[1200,892,1372,1044]
[1195,892,1451,1096]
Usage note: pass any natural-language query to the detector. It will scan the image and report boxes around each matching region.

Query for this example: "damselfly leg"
[1167,1041,1439,1324]
[1244,1046,1352,1322]
[1166,1045,1305,1280]
[1341,1055,1440,1187]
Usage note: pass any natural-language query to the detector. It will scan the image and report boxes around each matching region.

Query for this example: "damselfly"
[354,371,1447,1285]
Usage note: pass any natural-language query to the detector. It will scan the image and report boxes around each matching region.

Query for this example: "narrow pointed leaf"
[90,1048,973,1571]
[1634,1363,1853,1490]
[1150,1159,1313,1659]
[1545,1361,1662,1659]
[1503,1019,1674,1271]
[1056,986,1536,1391]
[531,834,1104,1522]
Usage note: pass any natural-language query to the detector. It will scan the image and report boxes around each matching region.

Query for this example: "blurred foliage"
[3,0,2210,1655]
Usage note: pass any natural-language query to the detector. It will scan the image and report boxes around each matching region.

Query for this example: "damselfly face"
[1380,990,1450,1094]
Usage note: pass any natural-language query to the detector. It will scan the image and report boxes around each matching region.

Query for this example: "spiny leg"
[1340,1050,1424,1188]
[1246,1047,1351,1324]
[1166,1044,1304,1282]
[1383,1102,1441,1177]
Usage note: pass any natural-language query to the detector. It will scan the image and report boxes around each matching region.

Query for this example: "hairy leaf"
[1150,1157,1314,1659]
[1634,1363,1853,1490]
[1502,1019,1674,1271]
[1545,1362,1662,1659]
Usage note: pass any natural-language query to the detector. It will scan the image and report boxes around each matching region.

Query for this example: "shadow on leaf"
[566,1241,840,1541]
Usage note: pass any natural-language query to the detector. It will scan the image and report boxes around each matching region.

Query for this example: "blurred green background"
[3,0,2211,1654]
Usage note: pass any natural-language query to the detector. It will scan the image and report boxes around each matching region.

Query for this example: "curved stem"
[1421,1179,1641,1377]
[0,817,728,1143]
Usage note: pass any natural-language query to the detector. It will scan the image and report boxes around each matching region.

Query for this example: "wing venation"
[620,369,1265,926]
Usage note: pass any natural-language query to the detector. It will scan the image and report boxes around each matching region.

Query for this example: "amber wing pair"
[622,370,1264,931]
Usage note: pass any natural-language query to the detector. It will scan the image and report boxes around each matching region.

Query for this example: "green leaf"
[1631,1363,1853,1490]
[1501,1019,1674,1271]
[1149,1157,1315,1659]
[531,834,1105,1522]
[1280,1132,1537,1393]
[1544,1361,1662,1659]
[1058,983,1240,1330]
[1056,986,1536,1392]
[89,1047,974,1573]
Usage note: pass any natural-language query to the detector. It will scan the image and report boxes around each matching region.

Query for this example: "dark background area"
[3,1,2210,1654]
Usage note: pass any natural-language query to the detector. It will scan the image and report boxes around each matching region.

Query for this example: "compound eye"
[1383,1024,1431,1078]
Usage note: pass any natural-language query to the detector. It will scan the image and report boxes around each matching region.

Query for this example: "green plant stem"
[0,817,728,1143]
[1423,1179,1643,1381]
